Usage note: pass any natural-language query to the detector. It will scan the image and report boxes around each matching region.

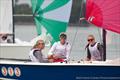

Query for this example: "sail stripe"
[34,18,42,35]
[31,0,37,13]
[43,0,72,22]
[40,18,67,43]
[41,0,54,10]
[42,0,69,13]
[35,0,44,13]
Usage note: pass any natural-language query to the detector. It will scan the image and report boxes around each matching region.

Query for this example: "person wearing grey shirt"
[29,40,48,63]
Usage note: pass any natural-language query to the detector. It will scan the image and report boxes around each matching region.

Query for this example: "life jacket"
[29,49,39,62]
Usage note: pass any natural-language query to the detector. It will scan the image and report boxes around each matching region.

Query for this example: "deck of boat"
[0,59,120,66]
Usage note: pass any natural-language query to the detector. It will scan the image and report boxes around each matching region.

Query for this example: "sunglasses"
[88,39,94,42]
[38,43,45,45]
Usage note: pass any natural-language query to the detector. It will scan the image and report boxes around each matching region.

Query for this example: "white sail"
[0,0,13,34]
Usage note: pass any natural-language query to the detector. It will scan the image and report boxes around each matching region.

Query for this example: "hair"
[88,34,95,40]
[32,40,44,49]
[2,35,7,40]
[85,35,95,50]
[59,32,67,39]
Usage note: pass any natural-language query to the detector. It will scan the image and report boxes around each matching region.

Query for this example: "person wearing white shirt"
[85,35,103,61]
[48,32,71,62]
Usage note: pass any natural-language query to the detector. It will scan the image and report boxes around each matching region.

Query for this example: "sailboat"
[0,0,120,79]
[0,0,72,61]
[0,0,72,60]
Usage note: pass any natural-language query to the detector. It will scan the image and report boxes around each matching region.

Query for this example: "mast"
[102,29,106,61]
[12,0,15,43]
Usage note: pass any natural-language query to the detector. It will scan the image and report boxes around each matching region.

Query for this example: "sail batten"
[86,0,120,34]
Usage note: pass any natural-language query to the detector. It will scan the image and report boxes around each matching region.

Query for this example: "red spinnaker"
[86,0,120,34]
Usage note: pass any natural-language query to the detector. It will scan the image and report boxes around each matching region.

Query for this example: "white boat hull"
[0,44,49,60]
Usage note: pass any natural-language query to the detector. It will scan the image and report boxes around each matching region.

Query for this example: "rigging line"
[114,33,120,58]
[119,34,120,57]
[12,0,15,43]
[97,28,102,44]
[69,0,84,61]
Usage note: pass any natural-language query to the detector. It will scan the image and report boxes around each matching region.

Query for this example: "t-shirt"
[48,41,71,60]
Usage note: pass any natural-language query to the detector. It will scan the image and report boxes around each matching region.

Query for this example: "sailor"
[29,40,48,63]
[0,34,7,43]
[48,32,71,62]
[0,34,12,43]
[85,35,103,61]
